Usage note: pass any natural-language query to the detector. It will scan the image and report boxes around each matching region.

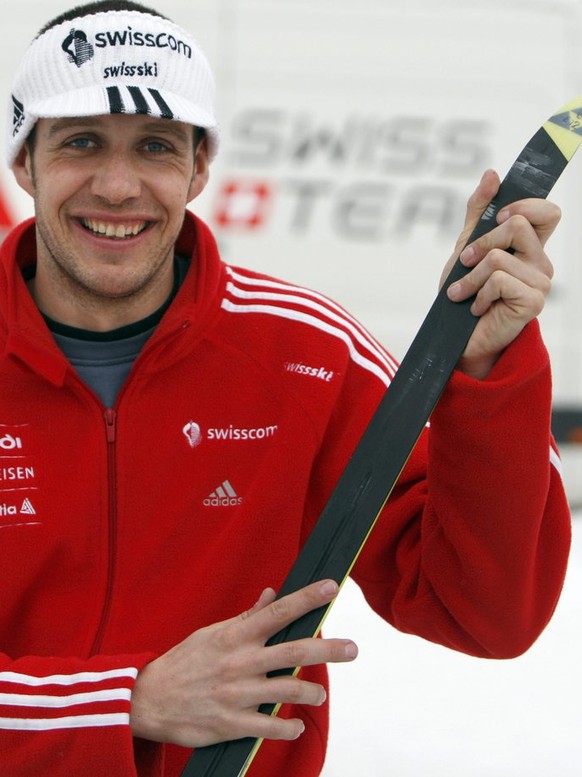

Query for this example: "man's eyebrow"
[47,117,103,135]
[46,117,192,143]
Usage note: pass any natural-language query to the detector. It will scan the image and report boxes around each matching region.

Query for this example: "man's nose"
[89,151,142,204]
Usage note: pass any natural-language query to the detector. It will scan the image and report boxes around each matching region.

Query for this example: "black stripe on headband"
[148,89,174,120]
[106,86,124,114]
[127,86,150,115]
[107,86,175,120]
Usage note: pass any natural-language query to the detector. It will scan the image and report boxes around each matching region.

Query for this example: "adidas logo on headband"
[6,9,220,166]
[11,96,25,137]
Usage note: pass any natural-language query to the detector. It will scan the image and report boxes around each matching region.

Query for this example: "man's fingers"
[497,199,561,247]
[237,710,307,742]
[459,173,561,250]
[455,169,501,253]
[460,205,561,268]
[445,201,558,311]
[242,587,278,619]
[470,273,546,320]
[439,169,501,288]
[448,250,552,306]
[463,169,501,232]
[441,172,560,294]
[236,678,330,741]
[233,675,327,711]
[256,637,358,674]
[240,580,339,640]
[131,580,355,749]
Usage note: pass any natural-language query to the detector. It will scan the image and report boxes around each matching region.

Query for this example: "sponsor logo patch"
[94,27,192,59]
[284,361,335,382]
[62,28,95,67]
[203,480,243,507]
[183,421,203,449]
[182,420,279,448]
[0,424,41,529]
[11,95,25,137]
[61,25,192,67]
[103,61,159,79]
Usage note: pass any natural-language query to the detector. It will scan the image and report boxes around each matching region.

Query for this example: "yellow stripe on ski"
[236,449,416,777]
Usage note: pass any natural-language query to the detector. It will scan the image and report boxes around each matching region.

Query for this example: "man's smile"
[79,218,151,240]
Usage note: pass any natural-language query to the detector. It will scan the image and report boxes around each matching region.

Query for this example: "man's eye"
[67,137,95,149]
[145,140,170,153]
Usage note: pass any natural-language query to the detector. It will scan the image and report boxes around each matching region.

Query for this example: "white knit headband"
[6,9,219,166]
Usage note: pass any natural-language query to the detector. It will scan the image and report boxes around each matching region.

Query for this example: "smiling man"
[17,113,207,329]
[0,2,572,777]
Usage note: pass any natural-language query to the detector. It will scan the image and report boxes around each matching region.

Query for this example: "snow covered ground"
[321,512,582,776]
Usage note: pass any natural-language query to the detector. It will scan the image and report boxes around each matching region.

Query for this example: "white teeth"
[81,219,147,239]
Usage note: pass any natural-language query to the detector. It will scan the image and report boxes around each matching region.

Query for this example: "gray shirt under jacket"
[41,256,187,408]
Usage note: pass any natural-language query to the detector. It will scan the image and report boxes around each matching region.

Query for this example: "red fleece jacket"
[0,213,571,776]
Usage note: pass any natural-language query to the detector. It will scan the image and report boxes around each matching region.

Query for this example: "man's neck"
[26,265,175,332]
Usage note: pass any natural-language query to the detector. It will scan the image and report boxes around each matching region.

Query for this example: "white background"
[322,515,582,776]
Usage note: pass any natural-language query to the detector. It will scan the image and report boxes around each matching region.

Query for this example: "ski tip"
[544,96,582,161]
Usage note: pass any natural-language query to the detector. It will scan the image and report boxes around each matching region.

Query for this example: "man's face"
[12,113,208,328]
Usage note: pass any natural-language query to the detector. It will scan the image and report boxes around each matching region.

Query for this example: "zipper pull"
[104,408,117,443]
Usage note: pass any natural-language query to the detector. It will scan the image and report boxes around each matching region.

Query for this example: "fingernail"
[447,282,462,301]
[345,641,358,659]
[497,208,510,223]
[295,721,305,738]
[320,580,338,597]
[460,245,475,264]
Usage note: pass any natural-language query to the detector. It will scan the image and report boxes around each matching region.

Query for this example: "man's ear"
[12,142,35,197]
[187,136,210,203]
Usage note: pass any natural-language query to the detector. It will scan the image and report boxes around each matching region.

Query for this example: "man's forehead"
[42,115,194,141]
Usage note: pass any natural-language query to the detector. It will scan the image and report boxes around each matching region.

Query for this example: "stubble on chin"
[31,215,176,326]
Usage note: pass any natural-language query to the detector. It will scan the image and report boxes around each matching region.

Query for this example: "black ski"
[182,97,582,777]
